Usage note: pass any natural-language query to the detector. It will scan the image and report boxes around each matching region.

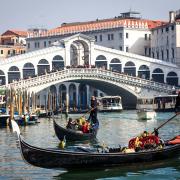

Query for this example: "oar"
[80,107,96,119]
[152,113,179,134]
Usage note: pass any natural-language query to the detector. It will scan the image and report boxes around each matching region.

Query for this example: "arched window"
[37,59,50,76]
[166,71,178,86]
[52,55,64,71]
[0,70,6,85]
[95,55,107,69]
[152,68,164,83]
[138,65,150,79]
[8,66,20,83]
[109,58,122,73]
[124,61,136,76]
[23,63,35,79]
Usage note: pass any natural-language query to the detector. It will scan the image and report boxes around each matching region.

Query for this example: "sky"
[0,0,180,34]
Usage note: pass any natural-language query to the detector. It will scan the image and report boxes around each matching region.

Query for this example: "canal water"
[0,110,179,180]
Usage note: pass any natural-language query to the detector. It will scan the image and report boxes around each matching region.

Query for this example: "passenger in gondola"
[175,91,180,113]
[66,118,75,129]
[82,121,90,133]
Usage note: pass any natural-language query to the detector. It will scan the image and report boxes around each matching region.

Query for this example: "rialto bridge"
[0,34,179,109]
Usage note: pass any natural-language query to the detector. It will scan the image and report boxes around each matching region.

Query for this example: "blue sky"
[0,0,179,33]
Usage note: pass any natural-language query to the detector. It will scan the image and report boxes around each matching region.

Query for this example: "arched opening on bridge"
[37,59,50,76]
[69,84,76,109]
[70,40,90,67]
[152,68,164,83]
[59,84,67,110]
[0,70,6,85]
[166,71,178,86]
[95,55,107,69]
[79,84,87,109]
[138,65,150,79]
[124,61,136,76]
[52,55,64,71]
[23,63,35,79]
[49,85,57,111]
[8,66,20,83]
[109,58,122,73]
[70,44,78,67]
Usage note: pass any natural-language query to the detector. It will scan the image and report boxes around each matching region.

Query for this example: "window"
[156,51,159,59]
[1,50,3,54]
[172,48,174,59]
[95,36,97,42]
[149,48,151,57]
[161,50,164,60]
[37,42,40,48]
[145,34,147,40]
[171,25,174,31]
[166,27,169,32]
[144,47,147,56]
[161,28,163,33]
[119,46,122,51]
[27,43,30,49]
[34,42,37,48]
[126,33,128,38]
[108,34,111,40]
[44,41,47,47]
[166,49,169,60]
[111,34,114,40]
[8,50,10,55]
[149,34,151,40]
[100,35,102,41]
[48,41,51,45]
[152,52,155,58]
[126,46,129,52]
[119,33,122,39]
[108,34,114,40]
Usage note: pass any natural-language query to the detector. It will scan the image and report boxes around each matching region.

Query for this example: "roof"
[47,18,165,35]
[1,30,27,37]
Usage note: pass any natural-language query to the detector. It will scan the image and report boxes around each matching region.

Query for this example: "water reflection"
[0,110,179,179]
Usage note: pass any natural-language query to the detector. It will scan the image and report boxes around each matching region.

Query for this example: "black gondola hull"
[53,120,97,141]
[19,135,180,169]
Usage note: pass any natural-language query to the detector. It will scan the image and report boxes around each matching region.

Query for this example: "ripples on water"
[0,110,179,180]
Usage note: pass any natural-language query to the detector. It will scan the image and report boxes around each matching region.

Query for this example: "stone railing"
[0,68,177,94]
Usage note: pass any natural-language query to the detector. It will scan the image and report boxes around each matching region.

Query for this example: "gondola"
[53,119,98,141]
[11,120,180,170]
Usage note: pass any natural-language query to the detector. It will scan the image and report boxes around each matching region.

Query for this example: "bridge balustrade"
[0,68,177,94]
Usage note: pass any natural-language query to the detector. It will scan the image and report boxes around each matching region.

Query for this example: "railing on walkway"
[0,68,177,94]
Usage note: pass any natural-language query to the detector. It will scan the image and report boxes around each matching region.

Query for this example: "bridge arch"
[23,62,35,79]
[8,66,20,83]
[166,71,178,86]
[59,84,67,108]
[69,83,76,108]
[109,58,122,73]
[52,55,64,71]
[95,55,107,69]
[138,65,150,79]
[79,84,87,109]
[37,59,50,76]
[124,61,136,76]
[152,68,164,83]
[0,70,6,85]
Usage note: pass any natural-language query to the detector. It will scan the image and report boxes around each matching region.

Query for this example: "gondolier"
[88,96,99,129]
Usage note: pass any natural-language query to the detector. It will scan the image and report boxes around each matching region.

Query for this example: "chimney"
[169,11,176,23]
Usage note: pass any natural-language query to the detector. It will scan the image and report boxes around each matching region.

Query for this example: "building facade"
[151,10,180,66]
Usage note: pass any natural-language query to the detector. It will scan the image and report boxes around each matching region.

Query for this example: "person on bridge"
[175,91,180,113]
[88,96,99,129]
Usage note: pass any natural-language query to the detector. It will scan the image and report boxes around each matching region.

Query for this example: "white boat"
[136,98,156,120]
[97,96,123,112]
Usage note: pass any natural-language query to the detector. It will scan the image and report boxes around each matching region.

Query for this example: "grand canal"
[0,110,179,180]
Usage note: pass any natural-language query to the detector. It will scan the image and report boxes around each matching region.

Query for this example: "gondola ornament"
[11,119,20,137]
